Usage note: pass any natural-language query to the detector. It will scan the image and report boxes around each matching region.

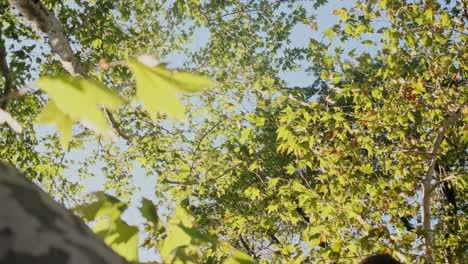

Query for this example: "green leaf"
[160,206,196,262]
[94,218,139,262]
[139,198,159,229]
[359,164,374,174]
[37,100,74,149]
[127,60,216,120]
[440,12,451,26]
[224,250,257,264]
[177,224,218,245]
[240,127,253,144]
[323,28,334,42]
[73,192,138,262]
[36,76,125,141]
[74,191,127,221]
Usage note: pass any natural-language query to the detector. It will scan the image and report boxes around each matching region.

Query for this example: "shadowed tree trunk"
[0,162,130,264]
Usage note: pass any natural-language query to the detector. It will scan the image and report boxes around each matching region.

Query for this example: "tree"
[0,0,466,263]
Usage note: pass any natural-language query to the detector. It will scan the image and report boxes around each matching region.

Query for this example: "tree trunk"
[0,162,130,264]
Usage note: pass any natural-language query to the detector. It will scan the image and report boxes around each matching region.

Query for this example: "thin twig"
[105,109,136,140]
[431,173,466,191]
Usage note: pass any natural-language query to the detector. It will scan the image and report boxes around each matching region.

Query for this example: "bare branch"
[460,0,468,22]
[162,178,197,186]
[105,109,136,140]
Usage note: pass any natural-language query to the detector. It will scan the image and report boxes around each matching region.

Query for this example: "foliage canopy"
[0,0,466,263]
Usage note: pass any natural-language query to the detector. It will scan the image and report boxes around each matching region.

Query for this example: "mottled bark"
[0,162,131,264]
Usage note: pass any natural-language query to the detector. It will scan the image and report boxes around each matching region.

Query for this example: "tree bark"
[0,162,131,264]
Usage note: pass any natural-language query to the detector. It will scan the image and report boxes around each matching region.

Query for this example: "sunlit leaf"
[37,100,73,149]
[36,76,125,144]
[74,192,138,262]
[94,218,139,262]
[224,250,257,264]
[127,60,216,120]
[160,206,195,263]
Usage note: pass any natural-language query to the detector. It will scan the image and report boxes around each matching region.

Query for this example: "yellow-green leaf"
[127,60,216,120]
[332,9,348,20]
[36,76,125,139]
[94,218,139,262]
[37,100,74,149]
[323,28,334,42]
[160,206,195,262]
[74,192,138,262]
[224,250,257,264]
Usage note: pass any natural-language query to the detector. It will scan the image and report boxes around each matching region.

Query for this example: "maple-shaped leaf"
[160,206,195,262]
[94,218,139,262]
[36,76,125,147]
[37,100,74,149]
[74,192,138,262]
[127,60,216,120]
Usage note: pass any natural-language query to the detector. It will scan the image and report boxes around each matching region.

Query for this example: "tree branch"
[0,36,14,110]
[421,109,463,264]
[0,162,131,264]
[105,109,136,140]
[459,0,468,22]
[431,173,465,191]
[239,234,257,259]
[162,178,198,186]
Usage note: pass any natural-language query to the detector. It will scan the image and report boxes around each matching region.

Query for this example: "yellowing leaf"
[332,9,348,20]
[36,76,125,144]
[127,60,216,120]
[310,22,318,31]
[37,100,74,149]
